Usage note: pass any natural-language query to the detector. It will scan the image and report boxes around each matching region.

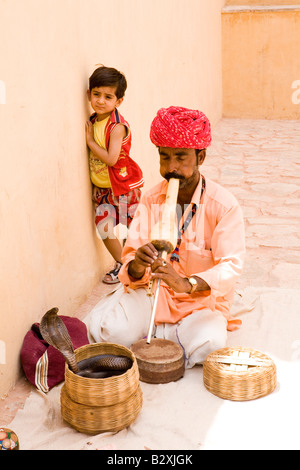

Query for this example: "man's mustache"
[164,173,185,181]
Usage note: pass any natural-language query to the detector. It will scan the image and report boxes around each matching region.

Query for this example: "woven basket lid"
[131,338,185,384]
[203,347,277,401]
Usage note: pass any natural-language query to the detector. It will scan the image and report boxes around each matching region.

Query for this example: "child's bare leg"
[97,217,122,260]
[102,237,122,263]
[97,218,123,283]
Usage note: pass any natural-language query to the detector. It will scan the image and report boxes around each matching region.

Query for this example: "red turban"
[150,106,212,149]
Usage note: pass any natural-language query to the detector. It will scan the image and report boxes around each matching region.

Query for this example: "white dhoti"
[89,285,227,368]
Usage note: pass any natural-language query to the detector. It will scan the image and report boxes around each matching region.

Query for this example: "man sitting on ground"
[89,106,246,368]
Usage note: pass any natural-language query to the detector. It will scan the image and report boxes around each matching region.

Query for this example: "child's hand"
[92,185,101,203]
[85,120,94,145]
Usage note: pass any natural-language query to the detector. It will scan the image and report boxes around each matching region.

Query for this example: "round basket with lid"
[203,347,277,401]
[60,342,142,434]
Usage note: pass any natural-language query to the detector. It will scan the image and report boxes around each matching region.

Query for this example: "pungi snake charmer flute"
[146,178,179,343]
[131,176,184,384]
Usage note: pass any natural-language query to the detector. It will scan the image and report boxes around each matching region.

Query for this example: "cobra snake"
[39,308,132,378]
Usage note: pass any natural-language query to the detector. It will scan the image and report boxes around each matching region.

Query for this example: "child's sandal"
[102,262,122,284]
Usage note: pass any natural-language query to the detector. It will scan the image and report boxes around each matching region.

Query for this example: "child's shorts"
[94,187,142,229]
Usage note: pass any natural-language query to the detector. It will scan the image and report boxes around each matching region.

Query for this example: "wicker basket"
[203,347,277,401]
[60,342,143,434]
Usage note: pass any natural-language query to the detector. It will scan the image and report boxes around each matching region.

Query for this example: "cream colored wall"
[0,0,225,398]
[80,0,226,192]
[222,7,300,119]
[226,0,300,5]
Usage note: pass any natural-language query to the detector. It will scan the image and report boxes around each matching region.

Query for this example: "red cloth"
[90,109,144,197]
[150,106,212,149]
[94,187,141,228]
[20,315,89,392]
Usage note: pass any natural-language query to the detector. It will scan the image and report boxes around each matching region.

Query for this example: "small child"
[86,65,144,284]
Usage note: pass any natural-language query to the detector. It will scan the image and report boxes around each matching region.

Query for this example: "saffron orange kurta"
[118,176,245,331]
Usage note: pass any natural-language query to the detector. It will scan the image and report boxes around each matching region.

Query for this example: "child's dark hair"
[89,65,127,99]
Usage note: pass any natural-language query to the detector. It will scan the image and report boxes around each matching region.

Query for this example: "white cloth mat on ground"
[9,287,300,450]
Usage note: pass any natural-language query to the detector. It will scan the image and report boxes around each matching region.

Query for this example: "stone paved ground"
[1,117,299,425]
[203,118,300,290]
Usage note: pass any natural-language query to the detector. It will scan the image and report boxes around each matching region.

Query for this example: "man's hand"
[151,258,191,293]
[128,243,158,279]
[128,244,190,293]
[151,259,211,294]
[128,243,211,293]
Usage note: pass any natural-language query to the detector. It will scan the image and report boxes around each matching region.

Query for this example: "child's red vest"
[90,109,144,197]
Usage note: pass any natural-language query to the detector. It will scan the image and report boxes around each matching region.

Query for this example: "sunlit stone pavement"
[203,118,300,290]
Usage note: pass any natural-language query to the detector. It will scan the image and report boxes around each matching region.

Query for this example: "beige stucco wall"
[226,0,300,5]
[0,0,225,398]
[222,7,300,119]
